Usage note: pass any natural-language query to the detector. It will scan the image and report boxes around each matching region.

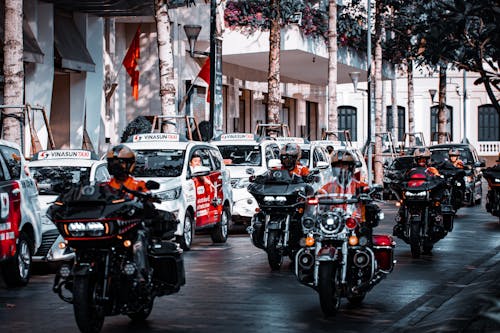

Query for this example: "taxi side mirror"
[191,165,211,177]
[267,159,282,169]
[316,161,329,169]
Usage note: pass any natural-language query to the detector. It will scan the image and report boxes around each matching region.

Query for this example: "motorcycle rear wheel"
[73,275,104,333]
[410,223,421,259]
[318,262,341,317]
[266,231,283,271]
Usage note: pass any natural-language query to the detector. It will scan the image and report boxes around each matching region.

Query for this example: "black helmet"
[106,144,136,180]
[280,143,301,170]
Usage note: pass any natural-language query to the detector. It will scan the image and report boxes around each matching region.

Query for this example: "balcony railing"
[478,141,500,156]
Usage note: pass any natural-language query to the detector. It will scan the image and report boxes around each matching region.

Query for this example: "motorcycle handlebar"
[120,185,162,204]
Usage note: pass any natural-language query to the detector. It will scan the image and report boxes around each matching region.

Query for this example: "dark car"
[383,156,415,199]
[429,143,485,206]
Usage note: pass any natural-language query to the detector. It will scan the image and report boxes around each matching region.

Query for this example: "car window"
[217,145,261,166]
[189,148,213,172]
[94,165,110,182]
[134,149,185,177]
[209,148,222,170]
[300,148,310,167]
[0,146,22,179]
[0,153,7,181]
[430,148,474,165]
[313,147,327,167]
[272,145,281,159]
[31,166,92,194]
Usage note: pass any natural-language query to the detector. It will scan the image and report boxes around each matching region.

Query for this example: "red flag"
[122,26,141,100]
[198,58,210,102]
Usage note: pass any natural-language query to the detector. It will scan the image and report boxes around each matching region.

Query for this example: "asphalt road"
[1,193,499,333]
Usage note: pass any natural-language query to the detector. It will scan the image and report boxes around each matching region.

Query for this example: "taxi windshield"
[218,145,261,166]
[133,149,185,177]
[31,166,91,195]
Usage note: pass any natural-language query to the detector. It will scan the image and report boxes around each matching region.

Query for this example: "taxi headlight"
[234,178,250,189]
[157,187,181,201]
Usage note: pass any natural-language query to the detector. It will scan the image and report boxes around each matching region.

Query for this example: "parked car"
[0,140,43,287]
[429,143,485,206]
[211,133,281,227]
[125,133,233,250]
[28,149,110,264]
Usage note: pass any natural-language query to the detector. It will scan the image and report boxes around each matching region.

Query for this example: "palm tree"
[155,0,176,131]
[373,0,384,184]
[327,0,338,137]
[2,0,24,145]
[267,0,281,124]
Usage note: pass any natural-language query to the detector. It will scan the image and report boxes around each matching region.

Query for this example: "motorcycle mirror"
[146,180,160,190]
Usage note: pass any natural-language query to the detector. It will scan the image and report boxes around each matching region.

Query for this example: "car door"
[0,148,18,261]
[190,148,218,228]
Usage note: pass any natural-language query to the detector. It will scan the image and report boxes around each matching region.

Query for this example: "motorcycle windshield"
[403,167,443,191]
[48,183,136,220]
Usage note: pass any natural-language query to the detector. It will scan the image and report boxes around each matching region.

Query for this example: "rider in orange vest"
[279,142,310,178]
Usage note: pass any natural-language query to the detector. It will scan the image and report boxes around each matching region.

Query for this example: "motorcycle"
[246,161,314,270]
[295,185,394,316]
[438,164,466,212]
[49,181,185,333]
[484,166,500,222]
[391,167,454,258]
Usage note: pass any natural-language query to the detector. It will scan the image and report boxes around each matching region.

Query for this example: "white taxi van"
[274,137,333,193]
[0,140,43,287]
[28,149,110,263]
[125,133,233,250]
[211,133,281,226]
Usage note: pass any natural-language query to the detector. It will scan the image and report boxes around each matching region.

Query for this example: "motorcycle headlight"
[404,190,428,198]
[495,178,500,183]
[319,211,343,234]
[234,177,250,189]
[156,187,182,201]
[263,196,286,204]
[66,221,107,237]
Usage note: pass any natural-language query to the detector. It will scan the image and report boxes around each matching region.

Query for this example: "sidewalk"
[388,249,500,333]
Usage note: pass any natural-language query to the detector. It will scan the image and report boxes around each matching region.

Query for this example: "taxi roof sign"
[33,150,97,161]
[218,133,256,141]
[274,137,307,144]
[131,133,182,143]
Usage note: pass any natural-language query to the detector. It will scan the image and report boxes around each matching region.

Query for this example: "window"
[478,104,500,141]
[386,106,405,141]
[338,106,357,141]
[430,105,453,140]
[94,166,110,182]
[0,146,22,179]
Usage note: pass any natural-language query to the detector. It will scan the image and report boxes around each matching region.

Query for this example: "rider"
[106,144,151,283]
[279,142,310,177]
[412,147,441,177]
[448,148,464,169]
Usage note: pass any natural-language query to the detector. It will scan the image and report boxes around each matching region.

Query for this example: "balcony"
[478,141,500,156]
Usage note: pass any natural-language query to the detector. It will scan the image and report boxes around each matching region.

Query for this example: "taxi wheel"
[1,231,32,287]
[177,212,194,251]
[211,206,229,243]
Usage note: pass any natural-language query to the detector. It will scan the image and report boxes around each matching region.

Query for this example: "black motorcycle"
[438,163,466,212]
[295,186,394,316]
[391,167,454,258]
[49,181,184,333]
[484,166,500,222]
[246,168,314,270]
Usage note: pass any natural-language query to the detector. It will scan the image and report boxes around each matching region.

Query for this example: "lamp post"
[428,89,437,104]
[183,24,203,57]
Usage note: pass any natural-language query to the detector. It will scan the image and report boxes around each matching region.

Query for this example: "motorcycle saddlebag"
[372,234,395,272]
[148,241,185,291]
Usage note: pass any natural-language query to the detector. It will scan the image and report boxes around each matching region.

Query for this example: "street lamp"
[183,24,209,57]
[349,72,368,93]
[428,89,437,104]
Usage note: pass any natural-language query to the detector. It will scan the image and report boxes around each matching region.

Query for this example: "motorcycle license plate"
[411,214,421,222]
[267,221,282,230]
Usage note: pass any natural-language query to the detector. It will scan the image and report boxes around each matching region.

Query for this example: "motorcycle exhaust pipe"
[297,251,315,270]
[353,250,370,268]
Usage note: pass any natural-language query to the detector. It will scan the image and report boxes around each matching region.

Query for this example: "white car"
[211,133,281,226]
[28,149,110,263]
[0,140,43,287]
[125,133,233,250]
[274,137,333,193]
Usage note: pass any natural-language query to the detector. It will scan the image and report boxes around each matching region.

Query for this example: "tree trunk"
[327,0,338,135]
[155,0,176,131]
[437,65,447,144]
[391,68,398,143]
[3,0,24,146]
[267,0,281,124]
[407,59,415,146]
[373,0,384,185]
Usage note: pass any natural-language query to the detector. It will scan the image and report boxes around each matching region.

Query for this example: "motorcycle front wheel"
[73,275,104,333]
[266,230,283,271]
[318,262,341,317]
[128,297,155,321]
[410,222,421,259]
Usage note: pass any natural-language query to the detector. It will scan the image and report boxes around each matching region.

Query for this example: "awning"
[23,20,44,63]
[54,13,95,72]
